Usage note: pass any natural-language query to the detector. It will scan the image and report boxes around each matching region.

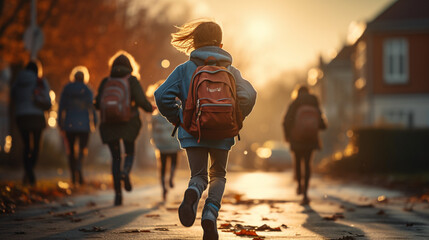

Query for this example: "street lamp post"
[23,0,44,60]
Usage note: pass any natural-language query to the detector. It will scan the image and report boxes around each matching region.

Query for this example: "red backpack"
[181,57,243,142]
[100,75,132,123]
[291,105,320,142]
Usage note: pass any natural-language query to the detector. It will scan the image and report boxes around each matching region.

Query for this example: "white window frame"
[383,38,409,84]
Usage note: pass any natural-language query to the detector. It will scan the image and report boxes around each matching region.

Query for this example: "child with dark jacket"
[95,51,155,206]
[58,66,97,185]
[283,85,326,205]
[12,61,51,186]
[155,19,257,240]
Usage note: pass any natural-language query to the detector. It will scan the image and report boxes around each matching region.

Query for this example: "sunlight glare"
[49,90,56,103]
[231,172,284,199]
[355,77,366,89]
[4,135,12,153]
[48,117,56,128]
[161,59,170,68]
[245,18,272,45]
[347,21,366,45]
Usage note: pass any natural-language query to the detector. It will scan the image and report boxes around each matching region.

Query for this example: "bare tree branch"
[40,0,59,27]
[0,0,28,37]
[0,0,5,16]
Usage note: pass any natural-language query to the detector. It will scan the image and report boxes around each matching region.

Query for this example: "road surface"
[0,170,428,239]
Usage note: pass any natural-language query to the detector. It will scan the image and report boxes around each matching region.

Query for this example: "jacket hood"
[190,46,232,66]
[110,65,132,78]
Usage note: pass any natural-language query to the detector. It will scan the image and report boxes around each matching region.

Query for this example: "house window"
[383,38,409,84]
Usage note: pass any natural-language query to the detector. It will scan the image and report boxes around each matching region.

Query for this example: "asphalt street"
[0,170,428,239]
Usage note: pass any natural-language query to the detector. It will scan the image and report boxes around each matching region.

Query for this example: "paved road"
[1,170,428,239]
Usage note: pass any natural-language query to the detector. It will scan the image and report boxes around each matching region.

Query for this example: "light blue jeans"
[185,147,229,208]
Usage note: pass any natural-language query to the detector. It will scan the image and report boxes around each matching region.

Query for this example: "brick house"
[353,0,429,128]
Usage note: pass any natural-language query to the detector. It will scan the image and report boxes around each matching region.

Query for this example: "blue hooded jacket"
[58,81,97,132]
[154,46,257,150]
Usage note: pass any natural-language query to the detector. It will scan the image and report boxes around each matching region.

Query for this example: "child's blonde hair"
[171,19,222,55]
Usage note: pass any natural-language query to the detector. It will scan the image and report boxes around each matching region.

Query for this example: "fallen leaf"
[145,214,160,218]
[323,213,344,221]
[86,201,96,207]
[54,211,76,217]
[406,223,414,227]
[336,236,355,240]
[219,223,233,229]
[154,227,169,231]
[120,229,151,233]
[376,210,385,215]
[255,224,281,232]
[356,204,374,208]
[234,229,258,236]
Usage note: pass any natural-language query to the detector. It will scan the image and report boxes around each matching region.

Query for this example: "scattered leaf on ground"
[86,201,96,207]
[119,229,151,233]
[234,229,259,237]
[376,210,386,215]
[336,236,355,240]
[323,213,344,221]
[356,204,374,208]
[154,227,169,231]
[54,211,76,217]
[219,223,233,229]
[145,214,160,218]
[406,223,414,227]
[256,224,281,232]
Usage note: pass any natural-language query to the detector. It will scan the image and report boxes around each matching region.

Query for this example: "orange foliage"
[0,0,188,93]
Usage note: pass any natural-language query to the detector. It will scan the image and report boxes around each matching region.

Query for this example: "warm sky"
[139,0,395,87]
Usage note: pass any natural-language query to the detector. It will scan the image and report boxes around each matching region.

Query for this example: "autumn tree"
[0,0,188,92]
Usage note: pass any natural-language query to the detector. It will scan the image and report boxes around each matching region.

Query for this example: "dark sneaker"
[163,189,167,201]
[122,172,132,192]
[301,196,310,205]
[114,194,122,206]
[178,186,200,227]
[202,203,219,240]
[296,185,302,195]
